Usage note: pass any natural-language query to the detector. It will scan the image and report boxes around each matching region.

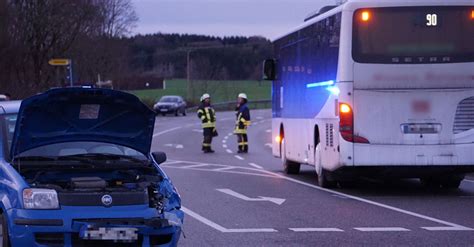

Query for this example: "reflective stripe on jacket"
[197,104,216,128]
[234,104,250,134]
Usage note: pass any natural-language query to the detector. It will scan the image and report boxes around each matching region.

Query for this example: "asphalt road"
[152,109,474,246]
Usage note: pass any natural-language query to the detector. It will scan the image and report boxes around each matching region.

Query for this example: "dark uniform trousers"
[234,104,251,152]
[197,105,216,151]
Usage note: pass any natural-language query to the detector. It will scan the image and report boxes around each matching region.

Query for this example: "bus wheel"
[281,139,300,174]
[440,176,464,189]
[314,145,336,188]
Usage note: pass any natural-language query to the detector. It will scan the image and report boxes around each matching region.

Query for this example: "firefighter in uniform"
[197,93,217,153]
[234,93,251,153]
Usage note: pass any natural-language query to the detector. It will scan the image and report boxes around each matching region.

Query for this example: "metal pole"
[186,50,192,102]
[68,59,73,87]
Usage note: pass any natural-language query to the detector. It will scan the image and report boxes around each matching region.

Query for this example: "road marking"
[354,227,410,232]
[266,129,271,133]
[223,144,228,148]
[192,129,203,133]
[161,161,182,165]
[224,136,229,140]
[167,159,473,231]
[248,163,263,169]
[265,143,272,148]
[217,189,286,205]
[289,228,344,232]
[234,155,244,160]
[422,226,473,231]
[212,167,236,172]
[181,206,278,233]
[253,169,474,231]
[176,144,184,149]
[256,116,264,120]
[153,127,182,137]
[226,149,233,154]
[222,139,227,143]
[180,164,210,169]
[164,144,174,147]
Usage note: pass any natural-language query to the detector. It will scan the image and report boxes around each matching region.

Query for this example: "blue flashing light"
[326,86,340,95]
[306,80,335,88]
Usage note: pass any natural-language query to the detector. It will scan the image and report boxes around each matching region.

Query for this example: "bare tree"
[98,0,138,38]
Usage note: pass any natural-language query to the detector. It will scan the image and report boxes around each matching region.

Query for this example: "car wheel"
[281,139,300,174]
[1,213,11,247]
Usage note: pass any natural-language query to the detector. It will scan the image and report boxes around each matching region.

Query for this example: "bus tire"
[281,139,300,174]
[440,176,464,189]
[314,145,336,188]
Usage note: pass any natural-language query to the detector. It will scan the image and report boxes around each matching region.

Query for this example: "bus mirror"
[262,59,276,81]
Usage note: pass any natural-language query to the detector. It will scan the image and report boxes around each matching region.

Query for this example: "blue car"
[0,88,183,246]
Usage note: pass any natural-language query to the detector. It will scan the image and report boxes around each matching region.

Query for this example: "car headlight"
[23,189,59,209]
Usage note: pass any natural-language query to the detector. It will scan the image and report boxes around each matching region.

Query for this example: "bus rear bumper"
[353,142,474,167]
[343,142,474,178]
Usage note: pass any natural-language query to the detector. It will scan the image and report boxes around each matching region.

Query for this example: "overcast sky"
[132,0,336,39]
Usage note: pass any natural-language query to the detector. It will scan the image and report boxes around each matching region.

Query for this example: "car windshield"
[16,141,147,161]
[2,114,17,156]
[160,97,179,103]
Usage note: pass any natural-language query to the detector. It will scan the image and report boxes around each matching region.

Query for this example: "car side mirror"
[152,151,167,165]
[262,59,276,81]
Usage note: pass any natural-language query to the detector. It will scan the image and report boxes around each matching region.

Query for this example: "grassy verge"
[131,79,271,108]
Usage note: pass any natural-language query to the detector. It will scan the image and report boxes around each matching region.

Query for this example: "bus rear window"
[352,6,474,64]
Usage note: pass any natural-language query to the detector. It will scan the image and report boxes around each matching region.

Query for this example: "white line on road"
[176,144,184,149]
[192,129,203,133]
[422,226,474,231]
[253,169,474,231]
[248,163,263,169]
[181,206,278,233]
[153,127,182,137]
[463,179,474,183]
[217,188,286,205]
[226,149,233,154]
[234,155,244,160]
[265,143,272,148]
[289,228,344,232]
[167,159,473,231]
[161,161,183,165]
[222,139,227,143]
[266,129,271,133]
[223,144,228,148]
[212,167,236,172]
[224,136,229,140]
[179,164,210,169]
[354,227,411,232]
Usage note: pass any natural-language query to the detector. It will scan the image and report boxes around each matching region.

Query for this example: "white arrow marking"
[217,189,285,205]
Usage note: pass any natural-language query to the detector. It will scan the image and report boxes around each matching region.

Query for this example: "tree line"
[0,0,273,99]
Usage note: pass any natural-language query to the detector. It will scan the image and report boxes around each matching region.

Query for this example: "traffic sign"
[48,59,70,66]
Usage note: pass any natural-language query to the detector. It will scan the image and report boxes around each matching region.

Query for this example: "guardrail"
[187,99,271,112]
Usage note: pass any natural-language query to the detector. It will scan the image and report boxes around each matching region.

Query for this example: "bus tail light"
[339,103,370,144]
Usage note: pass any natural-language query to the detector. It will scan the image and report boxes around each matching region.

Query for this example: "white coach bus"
[263,0,474,188]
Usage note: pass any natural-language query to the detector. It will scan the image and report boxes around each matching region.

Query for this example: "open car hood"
[11,88,156,158]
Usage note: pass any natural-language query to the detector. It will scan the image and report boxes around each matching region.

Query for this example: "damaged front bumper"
[7,205,183,247]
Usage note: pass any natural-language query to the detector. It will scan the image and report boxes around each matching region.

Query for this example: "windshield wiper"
[16,156,58,161]
[59,153,148,165]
